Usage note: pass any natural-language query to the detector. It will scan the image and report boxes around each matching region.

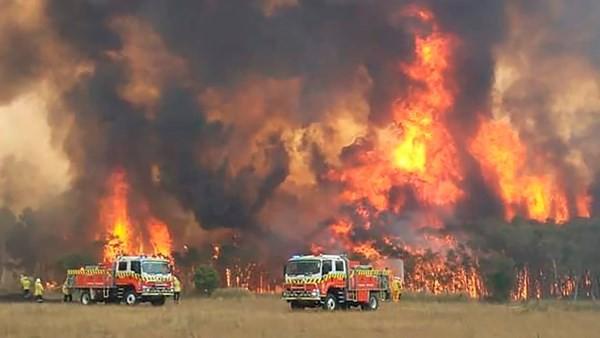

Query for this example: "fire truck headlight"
[310,290,319,297]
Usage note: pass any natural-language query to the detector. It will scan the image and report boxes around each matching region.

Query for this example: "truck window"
[322,260,332,274]
[335,260,344,272]
[118,261,127,271]
[141,261,170,274]
[131,261,141,274]
[285,260,321,276]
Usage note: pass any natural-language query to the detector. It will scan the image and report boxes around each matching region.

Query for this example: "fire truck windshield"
[285,260,321,276]
[141,261,170,275]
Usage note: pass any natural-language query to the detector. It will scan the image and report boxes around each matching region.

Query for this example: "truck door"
[131,261,141,275]
[334,259,349,299]
[334,259,346,284]
[117,261,128,273]
[322,260,332,276]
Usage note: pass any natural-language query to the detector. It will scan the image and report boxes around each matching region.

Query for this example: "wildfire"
[315,8,488,297]
[352,242,383,261]
[147,217,173,258]
[100,169,173,261]
[315,6,589,299]
[390,12,463,207]
[221,263,275,293]
[404,251,485,298]
[469,119,590,223]
[330,15,463,212]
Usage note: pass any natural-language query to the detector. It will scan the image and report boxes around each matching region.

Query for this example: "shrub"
[481,254,515,302]
[193,265,220,296]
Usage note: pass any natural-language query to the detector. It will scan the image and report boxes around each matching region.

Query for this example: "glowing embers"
[100,169,173,261]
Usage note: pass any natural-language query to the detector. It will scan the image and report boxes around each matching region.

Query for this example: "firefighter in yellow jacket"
[19,274,31,299]
[391,277,402,302]
[173,275,182,304]
[34,278,44,303]
[62,279,72,302]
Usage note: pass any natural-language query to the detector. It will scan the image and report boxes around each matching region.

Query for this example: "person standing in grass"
[391,277,402,302]
[173,275,182,304]
[19,274,31,299]
[62,279,72,302]
[34,278,44,303]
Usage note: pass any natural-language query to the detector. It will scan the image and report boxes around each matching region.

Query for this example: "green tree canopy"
[194,265,220,296]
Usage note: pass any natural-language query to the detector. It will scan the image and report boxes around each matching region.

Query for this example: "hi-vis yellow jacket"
[173,276,182,293]
[34,280,44,296]
[20,276,31,290]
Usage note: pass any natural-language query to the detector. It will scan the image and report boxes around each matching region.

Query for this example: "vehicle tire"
[361,294,379,311]
[151,297,166,306]
[290,301,303,311]
[80,291,92,305]
[323,294,338,311]
[124,291,138,306]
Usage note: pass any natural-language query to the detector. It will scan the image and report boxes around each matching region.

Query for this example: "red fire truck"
[65,255,174,306]
[282,254,391,311]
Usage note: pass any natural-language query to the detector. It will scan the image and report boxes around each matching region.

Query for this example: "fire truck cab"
[66,255,174,306]
[282,254,390,311]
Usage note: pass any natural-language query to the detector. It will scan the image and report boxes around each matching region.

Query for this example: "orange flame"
[100,169,173,261]
[101,169,139,260]
[318,8,486,297]
[352,242,383,261]
[147,217,173,258]
[328,7,463,215]
[469,119,588,223]
[391,29,463,207]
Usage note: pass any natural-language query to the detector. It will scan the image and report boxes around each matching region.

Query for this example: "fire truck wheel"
[361,294,379,311]
[124,291,138,306]
[80,292,92,305]
[323,294,338,311]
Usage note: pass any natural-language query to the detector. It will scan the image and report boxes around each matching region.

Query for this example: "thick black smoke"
[4,0,510,267]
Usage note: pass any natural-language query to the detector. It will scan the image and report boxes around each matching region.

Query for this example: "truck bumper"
[282,290,320,301]
[142,291,174,296]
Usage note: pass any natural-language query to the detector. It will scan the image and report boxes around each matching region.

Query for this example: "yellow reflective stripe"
[285,277,320,284]
[352,269,389,276]
[67,269,111,275]
[141,276,171,282]
[115,271,139,278]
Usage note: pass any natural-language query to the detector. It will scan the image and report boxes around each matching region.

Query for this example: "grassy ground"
[1,294,599,338]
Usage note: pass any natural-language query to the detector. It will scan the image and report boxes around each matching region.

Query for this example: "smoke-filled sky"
[1,0,600,265]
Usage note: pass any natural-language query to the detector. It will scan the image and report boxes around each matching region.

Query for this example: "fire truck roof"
[116,255,170,262]
[288,254,345,261]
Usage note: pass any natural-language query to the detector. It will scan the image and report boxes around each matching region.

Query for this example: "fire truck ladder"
[116,287,125,300]
[335,289,346,306]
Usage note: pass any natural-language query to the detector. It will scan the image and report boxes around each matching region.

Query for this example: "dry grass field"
[1,295,599,338]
